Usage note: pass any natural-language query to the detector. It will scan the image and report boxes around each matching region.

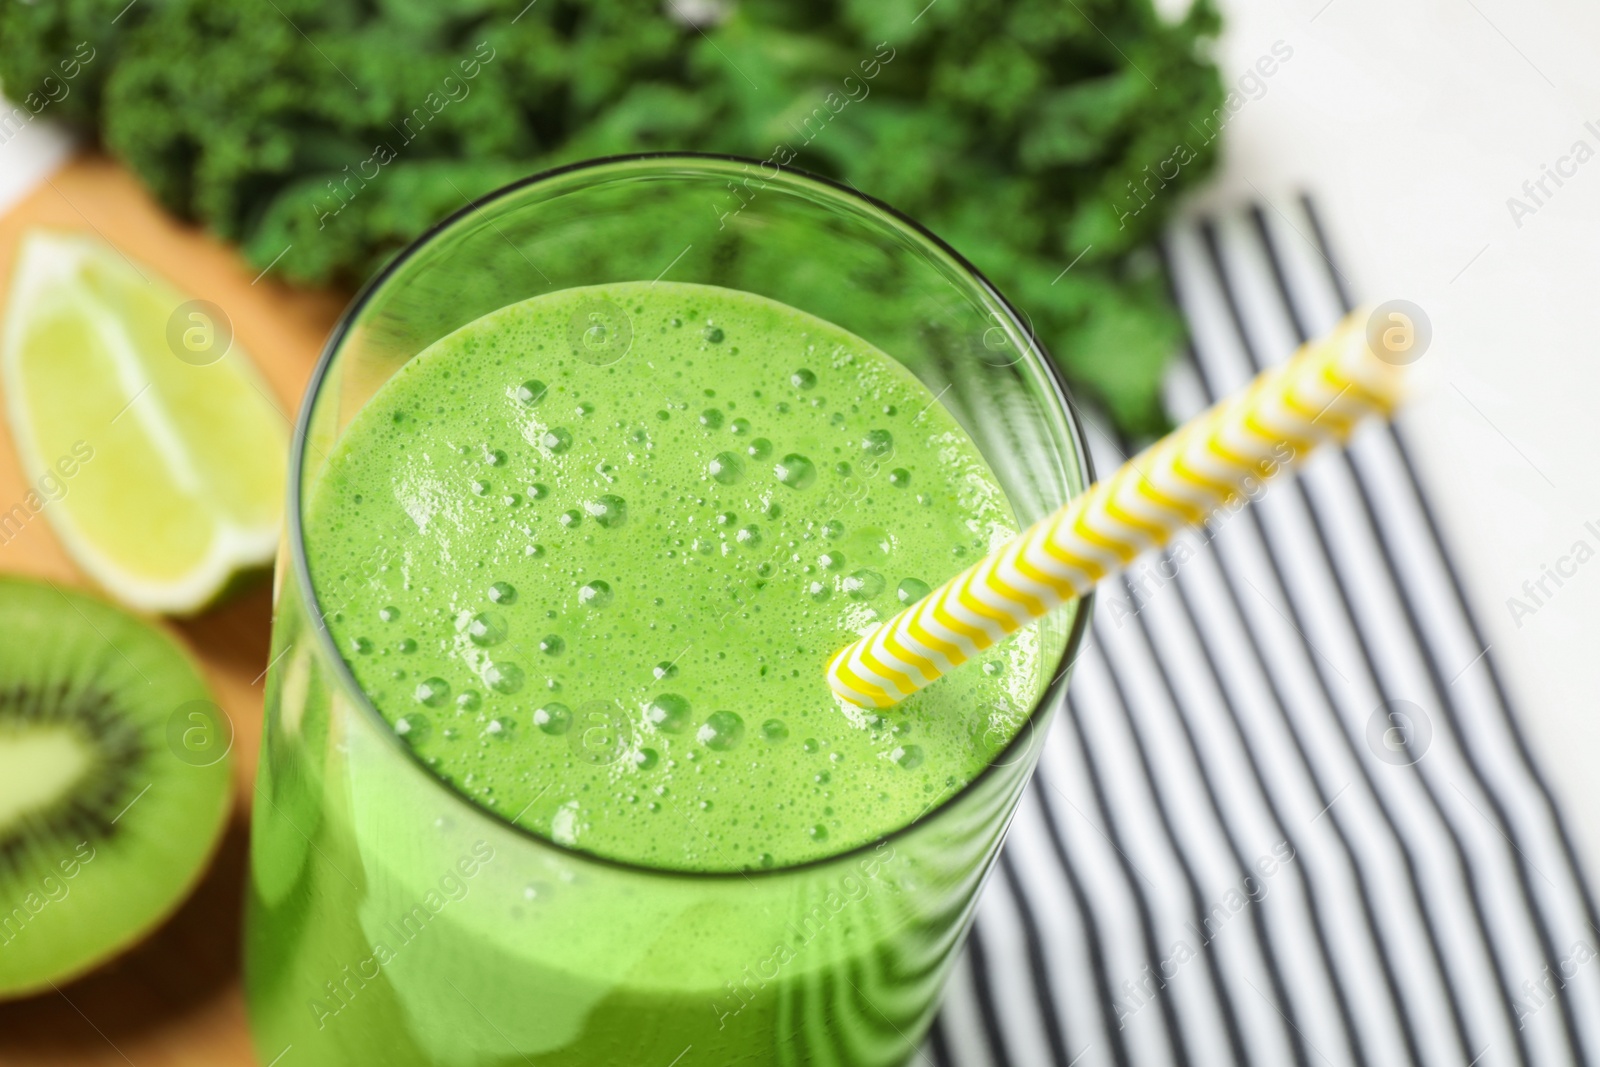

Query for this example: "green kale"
[0,0,1224,433]
[0,0,143,127]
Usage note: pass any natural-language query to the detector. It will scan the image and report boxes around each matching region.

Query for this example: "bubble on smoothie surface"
[534,703,572,735]
[897,577,931,604]
[485,662,524,694]
[709,452,744,485]
[646,694,692,733]
[488,581,517,604]
[586,495,628,529]
[860,429,894,457]
[698,710,745,751]
[774,454,816,489]
[415,677,450,707]
[843,570,885,600]
[890,744,925,770]
[395,713,432,742]
[467,612,508,646]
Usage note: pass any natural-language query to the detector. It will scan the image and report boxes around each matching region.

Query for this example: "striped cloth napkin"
[926,198,1600,1067]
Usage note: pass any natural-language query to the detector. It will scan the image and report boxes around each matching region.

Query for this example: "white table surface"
[3,0,1596,871]
[1201,0,1600,877]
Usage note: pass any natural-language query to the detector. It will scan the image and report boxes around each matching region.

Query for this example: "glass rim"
[287,151,1097,881]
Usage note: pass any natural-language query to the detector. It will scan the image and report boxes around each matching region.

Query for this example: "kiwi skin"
[0,576,233,1000]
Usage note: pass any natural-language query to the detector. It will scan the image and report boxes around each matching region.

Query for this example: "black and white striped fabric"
[928,199,1600,1067]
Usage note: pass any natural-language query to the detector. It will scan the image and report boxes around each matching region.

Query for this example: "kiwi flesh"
[0,576,232,998]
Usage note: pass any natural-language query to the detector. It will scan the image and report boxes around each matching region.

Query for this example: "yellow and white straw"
[826,310,1406,709]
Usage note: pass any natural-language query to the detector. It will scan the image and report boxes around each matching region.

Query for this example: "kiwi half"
[0,576,232,998]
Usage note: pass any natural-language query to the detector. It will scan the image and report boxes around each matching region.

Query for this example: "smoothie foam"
[305,281,1039,871]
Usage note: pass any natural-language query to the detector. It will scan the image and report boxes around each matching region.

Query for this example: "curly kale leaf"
[0,0,155,129]
[1,0,1225,433]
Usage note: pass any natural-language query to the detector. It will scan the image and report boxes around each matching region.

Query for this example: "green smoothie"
[304,280,1039,871]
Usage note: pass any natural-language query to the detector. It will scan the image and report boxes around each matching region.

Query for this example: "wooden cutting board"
[0,156,346,1067]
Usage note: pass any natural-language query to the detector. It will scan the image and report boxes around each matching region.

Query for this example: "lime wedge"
[1,230,287,613]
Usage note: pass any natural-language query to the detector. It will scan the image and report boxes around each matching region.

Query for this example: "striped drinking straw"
[826,309,1407,710]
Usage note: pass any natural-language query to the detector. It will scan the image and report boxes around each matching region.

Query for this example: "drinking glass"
[245,154,1093,1067]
